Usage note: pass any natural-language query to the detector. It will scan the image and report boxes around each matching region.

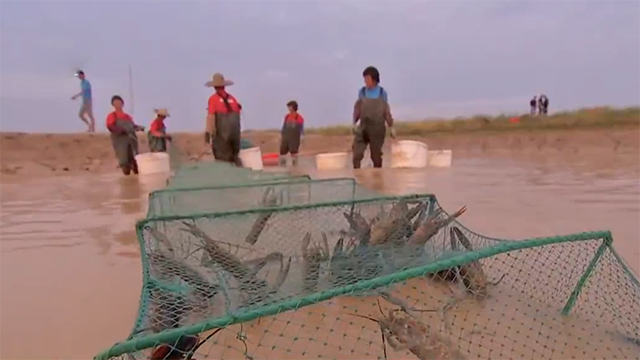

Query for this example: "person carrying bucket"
[352,66,396,169]
[204,73,243,167]
[106,95,145,175]
[148,108,173,153]
[279,100,304,167]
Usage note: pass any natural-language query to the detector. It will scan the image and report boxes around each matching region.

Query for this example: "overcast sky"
[1,0,638,133]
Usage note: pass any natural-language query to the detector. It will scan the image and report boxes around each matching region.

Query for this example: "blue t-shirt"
[358,85,388,102]
[81,79,92,101]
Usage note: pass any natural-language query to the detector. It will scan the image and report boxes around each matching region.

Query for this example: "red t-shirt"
[207,90,242,115]
[284,113,304,124]
[106,111,133,133]
[149,117,166,136]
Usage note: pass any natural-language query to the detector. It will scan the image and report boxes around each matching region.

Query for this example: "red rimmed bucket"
[262,152,279,167]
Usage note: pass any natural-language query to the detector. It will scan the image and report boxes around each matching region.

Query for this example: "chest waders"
[213,95,242,167]
[110,118,139,175]
[279,119,302,167]
[148,126,167,153]
[352,95,387,169]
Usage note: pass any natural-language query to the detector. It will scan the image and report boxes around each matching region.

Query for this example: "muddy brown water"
[1,156,639,359]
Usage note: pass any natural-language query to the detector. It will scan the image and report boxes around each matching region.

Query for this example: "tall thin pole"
[128,63,135,116]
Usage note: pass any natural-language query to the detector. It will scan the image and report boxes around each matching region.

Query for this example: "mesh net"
[167,169,292,190]
[96,194,640,360]
[165,143,293,190]
[147,177,382,218]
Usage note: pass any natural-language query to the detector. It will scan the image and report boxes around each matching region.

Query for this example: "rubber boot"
[291,154,299,167]
[121,164,131,176]
[279,155,287,167]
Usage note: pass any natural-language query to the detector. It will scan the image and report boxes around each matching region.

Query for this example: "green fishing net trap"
[167,168,292,191]
[165,145,295,191]
[96,193,640,360]
[147,177,381,218]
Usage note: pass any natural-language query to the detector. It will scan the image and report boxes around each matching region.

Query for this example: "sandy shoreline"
[1,127,638,179]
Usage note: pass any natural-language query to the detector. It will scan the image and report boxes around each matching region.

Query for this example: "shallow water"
[1,156,639,359]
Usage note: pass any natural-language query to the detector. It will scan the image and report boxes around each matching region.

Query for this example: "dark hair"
[76,70,85,76]
[286,100,298,111]
[111,95,124,104]
[362,66,380,83]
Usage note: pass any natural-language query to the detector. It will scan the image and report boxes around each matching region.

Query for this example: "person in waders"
[205,73,243,166]
[352,66,396,169]
[106,95,145,175]
[529,96,538,116]
[538,94,549,116]
[148,108,173,153]
[279,100,304,167]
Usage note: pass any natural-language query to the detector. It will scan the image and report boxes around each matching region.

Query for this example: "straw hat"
[154,108,170,117]
[205,73,234,87]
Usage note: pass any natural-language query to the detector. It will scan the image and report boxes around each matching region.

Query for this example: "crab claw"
[180,221,207,238]
[261,186,281,207]
[261,186,274,204]
[321,232,330,258]
[271,256,292,291]
[451,226,473,251]
[301,232,312,256]
[447,206,467,221]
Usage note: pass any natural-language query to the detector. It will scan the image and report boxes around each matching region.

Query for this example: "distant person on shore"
[71,70,96,132]
[530,96,538,115]
[148,108,172,153]
[279,100,304,167]
[538,94,549,115]
[106,95,145,175]
[205,73,242,166]
[352,66,396,169]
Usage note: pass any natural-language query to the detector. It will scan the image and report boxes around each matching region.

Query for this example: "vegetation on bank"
[292,107,639,136]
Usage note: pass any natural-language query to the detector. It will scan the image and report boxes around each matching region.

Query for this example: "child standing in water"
[106,95,145,175]
[148,108,173,153]
[279,100,304,167]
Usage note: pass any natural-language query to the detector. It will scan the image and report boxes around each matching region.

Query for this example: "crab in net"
[347,297,468,360]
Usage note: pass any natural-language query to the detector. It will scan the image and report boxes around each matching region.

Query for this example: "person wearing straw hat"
[148,108,173,153]
[204,73,243,166]
[352,66,396,169]
[106,95,145,175]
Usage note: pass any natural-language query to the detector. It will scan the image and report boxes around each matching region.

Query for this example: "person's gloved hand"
[165,134,173,142]
[204,132,211,144]
[389,126,397,139]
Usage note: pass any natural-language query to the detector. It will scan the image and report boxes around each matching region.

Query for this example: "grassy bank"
[297,107,640,137]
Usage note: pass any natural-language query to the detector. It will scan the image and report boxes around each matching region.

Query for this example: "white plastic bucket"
[390,140,428,168]
[427,150,453,167]
[135,152,170,175]
[239,147,264,170]
[316,152,349,170]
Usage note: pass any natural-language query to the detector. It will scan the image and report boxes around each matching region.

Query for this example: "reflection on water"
[0,173,163,359]
[118,177,144,215]
[1,157,639,359]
